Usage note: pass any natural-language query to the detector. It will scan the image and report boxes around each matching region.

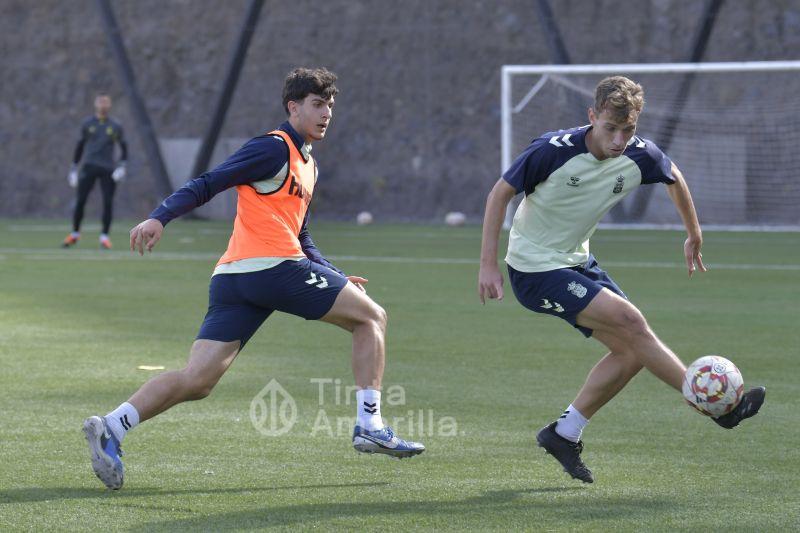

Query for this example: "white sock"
[105,402,140,442]
[356,389,384,431]
[99,233,110,242]
[71,231,80,238]
[554,404,588,443]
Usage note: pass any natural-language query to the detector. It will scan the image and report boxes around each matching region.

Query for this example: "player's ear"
[587,107,596,124]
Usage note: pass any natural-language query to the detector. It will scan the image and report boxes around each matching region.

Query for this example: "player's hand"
[112,165,126,182]
[68,168,78,188]
[478,263,504,304]
[684,236,707,278]
[130,218,164,255]
[347,275,368,292]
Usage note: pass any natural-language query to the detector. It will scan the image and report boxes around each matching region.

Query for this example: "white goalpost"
[501,61,800,230]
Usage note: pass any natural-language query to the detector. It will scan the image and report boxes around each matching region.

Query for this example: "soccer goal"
[501,61,800,230]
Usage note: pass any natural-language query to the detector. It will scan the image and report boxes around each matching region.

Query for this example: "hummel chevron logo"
[363,402,378,414]
[120,414,131,431]
[305,272,329,288]
[540,299,565,313]
[549,133,574,147]
[630,136,646,148]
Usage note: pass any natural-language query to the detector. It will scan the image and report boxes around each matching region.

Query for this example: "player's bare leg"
[321,281,424,458]
[321,282,385,390]
[535,348,644,484]
[536,289,684,483]
[570,350,643,419]
[578,289,686,391]
[577,289,764,426]
[82,339,240,489]
[128,339,241,422]
[536,288,764,482]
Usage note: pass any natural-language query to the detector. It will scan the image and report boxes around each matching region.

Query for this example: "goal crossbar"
[501,61,800,173]
[503,60,800,76]
[500,61,800,229]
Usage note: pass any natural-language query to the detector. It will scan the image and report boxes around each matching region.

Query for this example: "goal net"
[501,62,800,229]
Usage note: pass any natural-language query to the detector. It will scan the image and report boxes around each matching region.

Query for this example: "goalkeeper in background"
[478,76,765,483]
[63,92,127,249]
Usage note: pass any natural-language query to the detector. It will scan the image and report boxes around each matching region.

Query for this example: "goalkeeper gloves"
[112,163,126,182]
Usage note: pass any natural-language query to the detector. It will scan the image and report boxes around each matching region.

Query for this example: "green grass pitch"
[1,219,798,531]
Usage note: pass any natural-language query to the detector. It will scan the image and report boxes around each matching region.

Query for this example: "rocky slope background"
[2,0,799,222]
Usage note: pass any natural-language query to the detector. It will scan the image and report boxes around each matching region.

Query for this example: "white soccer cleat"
[82,416,124,490]
[352,425,425,459]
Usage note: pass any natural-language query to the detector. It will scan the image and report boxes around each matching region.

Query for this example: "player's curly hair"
[282,67,338,115]
[593,76,644,123]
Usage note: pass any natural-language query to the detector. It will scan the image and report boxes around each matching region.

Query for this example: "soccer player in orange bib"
[82,68,424,490]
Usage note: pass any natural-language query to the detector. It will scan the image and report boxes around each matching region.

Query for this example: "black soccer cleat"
[713,386,766,429]
[536,422,594,483]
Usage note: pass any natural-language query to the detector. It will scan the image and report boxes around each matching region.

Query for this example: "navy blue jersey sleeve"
[298,212,345,276]
[149,135,287,226]
[636,138,675,185]
[502,137,556,195]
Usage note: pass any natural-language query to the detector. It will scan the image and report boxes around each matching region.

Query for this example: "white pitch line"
[0,249,220,261]
[330,255,475,264]
[0,248,798,271]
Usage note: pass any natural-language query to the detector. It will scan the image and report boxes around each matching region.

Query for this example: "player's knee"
[357,301,387,335]
[179,369,220,400]
[612,306,652,342]
[371,303,387,332]
[194,375,218,399]
[187,381,216,400]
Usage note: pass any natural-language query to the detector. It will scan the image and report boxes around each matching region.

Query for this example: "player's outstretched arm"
[665,163,707,277]
[130,218,164,255]
[479,178,517,304]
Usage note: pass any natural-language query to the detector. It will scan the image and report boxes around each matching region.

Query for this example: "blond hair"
[593,76,644,122]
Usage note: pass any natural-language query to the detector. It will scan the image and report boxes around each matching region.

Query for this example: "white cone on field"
[444,211,466,226]
[356,211,373,225]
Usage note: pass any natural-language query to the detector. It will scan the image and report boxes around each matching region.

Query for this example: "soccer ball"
[444,211,466,226]
[356,211,373,225]
[682,355,744,417]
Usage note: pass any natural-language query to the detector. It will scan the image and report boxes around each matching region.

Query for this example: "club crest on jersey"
[612,175,625,194]
[567,281,588,298]
[567,176,581,187]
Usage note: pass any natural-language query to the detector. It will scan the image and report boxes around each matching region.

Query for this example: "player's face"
[288,94,334,143]
[94,96,112,118]
[587,108,637,160]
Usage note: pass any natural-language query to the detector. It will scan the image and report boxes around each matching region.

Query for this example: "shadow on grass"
[0,482,390,504]
[128,486,677,531]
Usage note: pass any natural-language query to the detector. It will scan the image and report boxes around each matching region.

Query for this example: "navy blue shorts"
[196,258,348,348]
[508,255,626,338]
